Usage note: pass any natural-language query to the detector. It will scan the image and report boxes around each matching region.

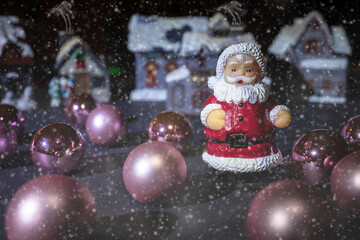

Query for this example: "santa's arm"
[200,95,225,130]
[267,97,291,128]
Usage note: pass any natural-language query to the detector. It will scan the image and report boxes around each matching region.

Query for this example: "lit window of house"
[305,39,320,54]
[192,76,199,82]
[306,79,315,88]
[321,79,332,90]
[165,61,178,73]
[144,61,158,87]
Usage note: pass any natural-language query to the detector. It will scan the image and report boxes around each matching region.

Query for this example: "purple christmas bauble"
[5,174,97,240]
[341,115,360,152]
[246,180,337,240]
[292,129,348,184]
[30,123,86,174]
[0,103,25,137]
[123,141,187,203]
[331,151,360,212]
[0,122,18,165]
[86,104,127,146]
[65,94,96,128]
[148,111,193,152]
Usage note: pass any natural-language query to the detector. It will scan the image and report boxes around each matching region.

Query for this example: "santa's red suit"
[201,93,288,172]
[201,42,290,172]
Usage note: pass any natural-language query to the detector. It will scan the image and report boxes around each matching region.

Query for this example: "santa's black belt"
[210,134,272,149]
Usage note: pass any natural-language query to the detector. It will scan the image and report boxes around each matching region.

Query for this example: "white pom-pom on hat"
[216,42,265,80]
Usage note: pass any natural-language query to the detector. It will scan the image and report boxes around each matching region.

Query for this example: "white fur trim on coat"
[270,105,290,125]
[200,104,222,127]
[202,151,282,172]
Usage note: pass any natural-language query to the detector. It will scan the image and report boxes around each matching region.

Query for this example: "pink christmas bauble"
[341,115,360,152]
[0,122,18,165]
[123,141,187,203]
[65,94,96,128]
[148,111,193,152]
[292,129,348,184]
[0,103,25,137]
[30,123,85,174]
[86,104,127,146]
[331,151,360,212]
[5,174,97,240]
[246,180,337,240]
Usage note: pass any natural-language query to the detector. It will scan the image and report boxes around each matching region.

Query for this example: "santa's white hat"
[215,42,265,80]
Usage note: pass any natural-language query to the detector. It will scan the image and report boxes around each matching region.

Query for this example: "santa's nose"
[237,70,245,76]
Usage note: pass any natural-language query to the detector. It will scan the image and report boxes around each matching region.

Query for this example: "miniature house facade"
[269,11,351,103]
[166,66,214,115]
[54,35,110,103]
[128,13,257,115]
[165,13,256,115]
[0,16,36,110]
[127,14,209,102]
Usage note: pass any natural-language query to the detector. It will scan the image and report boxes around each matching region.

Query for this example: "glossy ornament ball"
[30,123,85,174]
[148,111,193,152]
[331,151,360,211]
[0,122,18,165]
[292,129,348,184]
[5,174,97,240]
[123,141,187,203]
[0,103,25,137]
[86,104,127,146]
[246,180,337,240]
[65,94,96,128]
[341,115,360,152]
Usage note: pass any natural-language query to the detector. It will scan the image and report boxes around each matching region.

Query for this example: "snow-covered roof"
[130,88,167,102]
[54,36,109,77]
[55,36,83,64]
[209,13,230,31]
[268,11,351,57]
[127,14,209,53]
[0,16,33,58]
[300,58,348,70]
[165,65,190,83]
[179,31,255,56]
[332,26,351,55]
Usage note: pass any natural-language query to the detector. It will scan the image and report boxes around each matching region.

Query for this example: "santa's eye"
[245,68,252,73]
[231,68,236,72]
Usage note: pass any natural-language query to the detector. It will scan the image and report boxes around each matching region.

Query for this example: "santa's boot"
[16,86,37,111]
[1,91,15,106]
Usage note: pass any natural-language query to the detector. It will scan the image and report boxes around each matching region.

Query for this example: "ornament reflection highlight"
[94,115,104,128]
[135,158,151,177]
[271,210,288,231]
[19,197,39,224]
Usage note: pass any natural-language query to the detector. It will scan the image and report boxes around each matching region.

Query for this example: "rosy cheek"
[246,72,256,78]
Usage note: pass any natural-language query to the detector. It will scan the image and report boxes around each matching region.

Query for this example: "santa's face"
[224,54,261,86]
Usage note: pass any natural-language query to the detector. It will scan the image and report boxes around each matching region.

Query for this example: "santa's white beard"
[209,77,269,104]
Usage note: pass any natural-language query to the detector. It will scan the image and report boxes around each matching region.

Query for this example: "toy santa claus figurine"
[201,42,291,172]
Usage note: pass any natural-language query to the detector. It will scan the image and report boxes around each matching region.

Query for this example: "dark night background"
[1,1,360,239]
[0,0,359,103]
